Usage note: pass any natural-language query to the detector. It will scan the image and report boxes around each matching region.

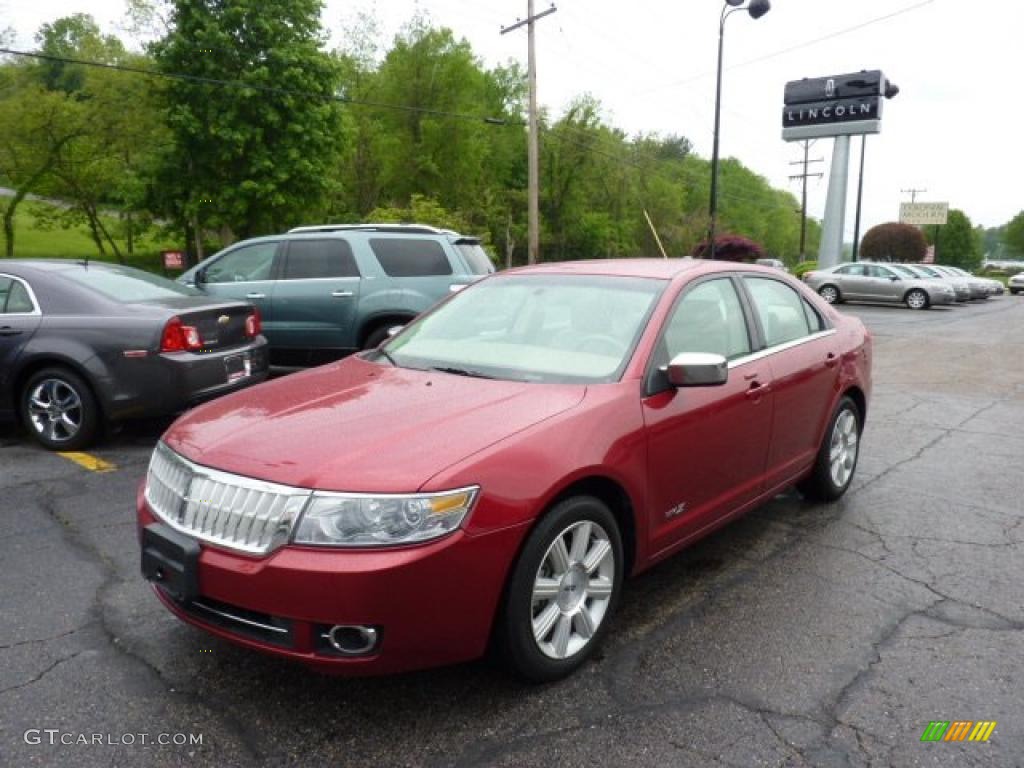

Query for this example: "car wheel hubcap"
[908,292,926,309]
[28,379,82,443]
[829,409,859,488]
[532,520,615,660]
[821,287,837,303]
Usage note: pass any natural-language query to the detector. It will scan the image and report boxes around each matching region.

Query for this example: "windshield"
[889,264,917,278]
[60,264,202,302]
[455,241,496,275]
[915,265,942,278]
[381,274,665,384]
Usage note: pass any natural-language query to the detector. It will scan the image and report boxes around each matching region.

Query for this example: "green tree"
[151,0,344,252]
[0,77,87,257]
[924,209,979,269]
[1004,211,1024,258]
[36,13,126,94]
[860,222,927,262]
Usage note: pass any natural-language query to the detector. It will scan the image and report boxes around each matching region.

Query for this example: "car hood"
[163,357,586,492]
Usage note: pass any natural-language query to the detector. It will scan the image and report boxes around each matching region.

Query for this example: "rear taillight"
[245,307,261,338]
[160,316,203,352]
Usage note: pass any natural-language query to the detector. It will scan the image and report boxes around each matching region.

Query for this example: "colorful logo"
[920,721,997,743]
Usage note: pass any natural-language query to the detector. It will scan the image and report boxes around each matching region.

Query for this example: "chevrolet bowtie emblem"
[217,315,230,325]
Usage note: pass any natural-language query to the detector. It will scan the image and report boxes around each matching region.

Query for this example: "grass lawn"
[4,200,181,274]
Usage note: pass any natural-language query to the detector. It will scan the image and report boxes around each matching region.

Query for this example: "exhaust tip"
[325,625,379,656]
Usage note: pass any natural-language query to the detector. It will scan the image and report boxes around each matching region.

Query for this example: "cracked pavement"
[1,297,1022,767]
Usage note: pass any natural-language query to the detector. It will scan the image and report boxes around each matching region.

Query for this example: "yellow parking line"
[57,452,117,473]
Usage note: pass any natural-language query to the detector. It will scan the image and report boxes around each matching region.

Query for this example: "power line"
[0,46,516,126]
[630,0,935,99]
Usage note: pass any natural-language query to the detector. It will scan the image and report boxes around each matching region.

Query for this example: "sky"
[6,0,1023,238]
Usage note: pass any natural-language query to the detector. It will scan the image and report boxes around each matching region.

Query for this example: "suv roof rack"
[287,223,454,235]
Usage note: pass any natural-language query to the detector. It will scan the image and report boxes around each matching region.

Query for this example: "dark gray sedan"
[0,260,268,450]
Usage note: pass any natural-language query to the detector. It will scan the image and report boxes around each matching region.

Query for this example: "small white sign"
[900,202,949,226]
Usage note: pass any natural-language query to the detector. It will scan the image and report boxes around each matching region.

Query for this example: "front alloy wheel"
[905,289,929,310]
[531,520,615,660]
[818,285,840,304]
[499,496,623,682]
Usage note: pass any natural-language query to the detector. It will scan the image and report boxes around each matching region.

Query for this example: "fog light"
[325,625,379,655]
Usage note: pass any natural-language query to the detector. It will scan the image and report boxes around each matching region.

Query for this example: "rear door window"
[370,238,453,277]
[4,280,35,313]
[282,239,360,279]
[744,277,813,347]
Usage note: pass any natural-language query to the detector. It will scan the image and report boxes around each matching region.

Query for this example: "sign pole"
[818,135,851,269]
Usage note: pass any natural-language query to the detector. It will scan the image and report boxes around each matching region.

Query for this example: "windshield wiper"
[430,365,495,380]
[376,347,398,366]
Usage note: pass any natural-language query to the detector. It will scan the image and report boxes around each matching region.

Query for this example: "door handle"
[331,290,354,298]
[0,327,22,336]
[246,293,266,300]
[745,381,769,400]
[825,352,839,368]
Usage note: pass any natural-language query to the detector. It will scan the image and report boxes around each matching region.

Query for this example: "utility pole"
[502,3,556,265]
[789,140,823,258]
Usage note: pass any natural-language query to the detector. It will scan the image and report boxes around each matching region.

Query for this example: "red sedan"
[138,259,871,681]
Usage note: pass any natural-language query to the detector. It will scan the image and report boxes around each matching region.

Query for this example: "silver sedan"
[803,262,956,310]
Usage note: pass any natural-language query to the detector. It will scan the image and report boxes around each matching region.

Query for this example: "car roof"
[0,258,124,275]
[502,258,778,280]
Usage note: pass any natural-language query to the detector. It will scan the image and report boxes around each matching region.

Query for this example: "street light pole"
[707,0,770,260]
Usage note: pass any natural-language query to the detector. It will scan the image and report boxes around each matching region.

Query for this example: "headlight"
[292,487,479,547]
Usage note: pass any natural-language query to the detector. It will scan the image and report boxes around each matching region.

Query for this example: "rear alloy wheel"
[21,367,100,451]
[905,289,929,310]
[498,496,623,682]
[798,396,861,502]
[818,285,840,304]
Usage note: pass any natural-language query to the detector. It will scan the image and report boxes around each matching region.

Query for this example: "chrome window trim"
[728,328,837,369]
[0,273,42,316]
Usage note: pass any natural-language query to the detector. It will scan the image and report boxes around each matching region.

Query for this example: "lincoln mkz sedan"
[138,259,872,681]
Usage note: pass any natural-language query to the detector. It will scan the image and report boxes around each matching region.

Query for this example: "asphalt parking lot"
[2,296,1022,767]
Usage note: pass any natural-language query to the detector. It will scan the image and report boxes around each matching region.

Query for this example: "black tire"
[362,323,400,350]
[818,284,841,304]
[20,367,101,451]
[904,288,930,310]
[497,495,624,683]
[798,396,861,503]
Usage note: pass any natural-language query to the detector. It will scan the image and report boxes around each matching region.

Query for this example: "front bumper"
[137,495,529,675]
[931,291,957,306]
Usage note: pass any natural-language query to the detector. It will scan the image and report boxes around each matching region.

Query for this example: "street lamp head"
[748,0,771,19]
[725,0,745,6]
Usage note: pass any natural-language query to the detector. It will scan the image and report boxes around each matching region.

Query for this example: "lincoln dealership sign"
[782,70,896,142]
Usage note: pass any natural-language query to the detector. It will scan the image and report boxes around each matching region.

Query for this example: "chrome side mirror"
[665,352,728,387]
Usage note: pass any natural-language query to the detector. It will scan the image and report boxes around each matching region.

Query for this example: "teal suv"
[179,224,495,365]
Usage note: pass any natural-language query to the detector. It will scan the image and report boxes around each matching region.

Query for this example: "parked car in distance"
[755,258,789,273]
[803,262,955,309]
[919,264,984,300]
[1009,272,1024,295]
[0,260,267,450]
[178,224,495,366]
[943,265,1003,296]
[139,259,871,681]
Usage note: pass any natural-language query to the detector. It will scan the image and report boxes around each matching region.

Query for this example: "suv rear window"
[283,240,359,279]
[370,238,453,277]
[455,242,496,275]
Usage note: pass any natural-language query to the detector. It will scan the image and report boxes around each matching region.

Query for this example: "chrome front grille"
[145,442,311,555]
